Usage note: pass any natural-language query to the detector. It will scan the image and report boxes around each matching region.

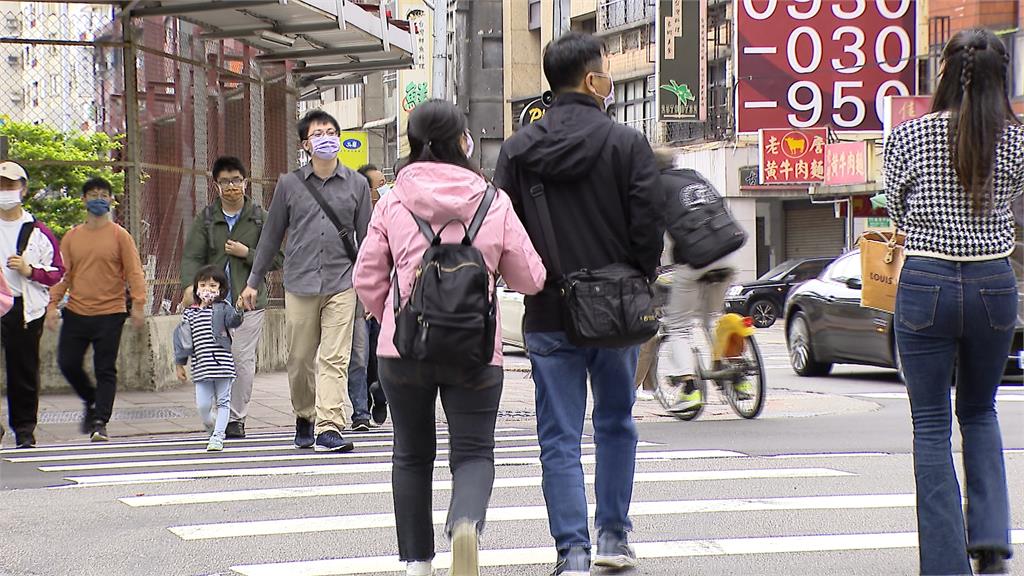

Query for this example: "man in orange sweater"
[47,177,147,442]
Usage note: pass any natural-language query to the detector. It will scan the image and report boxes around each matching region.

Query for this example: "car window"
[792,260,827,281]
[826,253,861,282]
[758,260,798,281]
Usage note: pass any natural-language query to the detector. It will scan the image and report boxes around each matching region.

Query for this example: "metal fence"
[128,18,296,313]
[0,5,297,315]
[598,0,654,32]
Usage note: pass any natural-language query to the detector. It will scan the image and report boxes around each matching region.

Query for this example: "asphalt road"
[2,343,1023,576]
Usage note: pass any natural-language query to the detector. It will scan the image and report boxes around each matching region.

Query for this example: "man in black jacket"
[494,32,664,576]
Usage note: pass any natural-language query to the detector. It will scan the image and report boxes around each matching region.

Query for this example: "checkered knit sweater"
[884,112,1024,261]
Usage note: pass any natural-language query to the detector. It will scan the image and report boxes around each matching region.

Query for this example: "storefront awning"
[124,0,415,84]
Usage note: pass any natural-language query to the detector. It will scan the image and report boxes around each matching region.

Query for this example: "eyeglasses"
[216,178,246,188]
[308,129,338,139]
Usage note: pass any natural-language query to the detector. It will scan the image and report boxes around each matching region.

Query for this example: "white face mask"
[464,130,475,158]
[590,72,615,112]
[377,184,392,197]
[0,189,22,210]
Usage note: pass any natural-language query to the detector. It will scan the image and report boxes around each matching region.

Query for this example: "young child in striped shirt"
[174,265,243,451]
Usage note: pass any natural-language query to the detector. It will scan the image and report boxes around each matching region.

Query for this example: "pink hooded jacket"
[354,162,546,366]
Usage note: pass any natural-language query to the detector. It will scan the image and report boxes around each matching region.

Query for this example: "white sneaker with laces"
[635,388,655,401]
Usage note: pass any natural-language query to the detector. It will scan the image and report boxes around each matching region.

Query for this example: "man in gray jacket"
[241,110,371,453]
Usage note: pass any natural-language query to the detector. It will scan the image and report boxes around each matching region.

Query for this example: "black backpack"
[664,169,746,268]
[393,184,498,367]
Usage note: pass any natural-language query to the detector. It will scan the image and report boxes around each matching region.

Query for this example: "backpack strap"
[203,205,216,251]
[409,213,437,244]
[465,184,497,244]
[15,220,35,256]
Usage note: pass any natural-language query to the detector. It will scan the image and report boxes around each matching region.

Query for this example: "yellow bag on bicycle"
[714,313,755,360]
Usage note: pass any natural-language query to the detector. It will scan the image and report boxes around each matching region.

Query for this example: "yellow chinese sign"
[337,131,369,170]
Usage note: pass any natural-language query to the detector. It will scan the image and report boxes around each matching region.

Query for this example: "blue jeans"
[895,257,1016,575]
[526,331,639,553]
[196,378,233,440]
[348,304,370,423]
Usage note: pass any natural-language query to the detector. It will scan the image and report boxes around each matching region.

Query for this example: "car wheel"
[788,313,832,377]
[750,299,778,328]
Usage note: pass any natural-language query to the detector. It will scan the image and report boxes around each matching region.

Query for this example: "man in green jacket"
[180,156,282,438]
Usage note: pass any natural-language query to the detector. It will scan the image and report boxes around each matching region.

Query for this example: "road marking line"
[850,392,1024,402]
[173,494,913,540]
[0,428,526,455]
[38,442,659,472]
[65,450,744,485]
[230,530,1024,575]
[120,468,851,507]
[6,435,545,463]
[766,452,890,459]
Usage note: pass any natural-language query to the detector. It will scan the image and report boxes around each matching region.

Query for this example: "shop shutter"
[784,205,845,260]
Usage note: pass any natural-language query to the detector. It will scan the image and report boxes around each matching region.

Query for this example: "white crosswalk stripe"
[4,426,1020,575]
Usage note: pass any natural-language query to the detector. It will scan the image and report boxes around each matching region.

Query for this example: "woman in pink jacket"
[354,100,546,576]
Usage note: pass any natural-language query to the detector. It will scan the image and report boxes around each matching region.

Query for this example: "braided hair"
[932,29,1019,214]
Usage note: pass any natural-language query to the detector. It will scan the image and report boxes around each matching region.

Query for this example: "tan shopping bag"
[858,230,906,314]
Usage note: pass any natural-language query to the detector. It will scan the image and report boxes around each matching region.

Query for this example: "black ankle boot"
[975,549,1008,575]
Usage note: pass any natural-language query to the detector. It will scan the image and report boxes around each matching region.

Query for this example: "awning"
[363,116,396,130]
[125,0,415,84]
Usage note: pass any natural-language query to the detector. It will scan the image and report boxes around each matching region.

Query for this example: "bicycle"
[649,268,767,421]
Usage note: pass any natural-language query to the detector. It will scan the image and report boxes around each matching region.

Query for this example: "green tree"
[0,119,124,237]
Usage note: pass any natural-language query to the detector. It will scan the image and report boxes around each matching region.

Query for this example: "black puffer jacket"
[494,93,665,333]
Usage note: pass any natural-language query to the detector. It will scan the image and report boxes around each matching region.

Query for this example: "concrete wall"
[1,310,288,395]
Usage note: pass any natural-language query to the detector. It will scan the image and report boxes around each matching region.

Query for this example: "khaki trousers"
[285,290,356,434]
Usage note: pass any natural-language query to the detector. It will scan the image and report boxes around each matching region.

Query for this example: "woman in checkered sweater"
[883,29,1021,576]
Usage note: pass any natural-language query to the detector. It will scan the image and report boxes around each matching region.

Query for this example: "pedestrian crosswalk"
[2,427,1022,575]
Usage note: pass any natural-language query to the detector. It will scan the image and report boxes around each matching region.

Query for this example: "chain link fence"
[0,5,297,315]
[130,17,296,314]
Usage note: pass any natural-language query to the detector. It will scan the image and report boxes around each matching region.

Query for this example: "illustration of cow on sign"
[784,136,806,156]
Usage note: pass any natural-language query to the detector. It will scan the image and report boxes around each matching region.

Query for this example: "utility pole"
[432,0,448,99]
[552,0,570,40]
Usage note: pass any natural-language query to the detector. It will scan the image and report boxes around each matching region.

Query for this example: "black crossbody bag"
[528,183,658,348]
[296,169,359,262]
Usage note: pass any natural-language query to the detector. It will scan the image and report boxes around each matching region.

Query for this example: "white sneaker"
[450,520,480,576]
[406,561,433,576]
[635,388,655,401]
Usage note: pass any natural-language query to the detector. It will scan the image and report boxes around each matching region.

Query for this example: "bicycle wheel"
[652,336,708,421]
[723,335,766,419]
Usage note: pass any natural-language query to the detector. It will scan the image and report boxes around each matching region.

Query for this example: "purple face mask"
[309,134,341,160]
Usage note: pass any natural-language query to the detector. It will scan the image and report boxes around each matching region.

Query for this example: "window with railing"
[598,0,654,32]
[615,76,656,141]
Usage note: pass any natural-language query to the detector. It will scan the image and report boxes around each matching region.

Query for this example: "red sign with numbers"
[736,0,918,134]
[759,127,827,184]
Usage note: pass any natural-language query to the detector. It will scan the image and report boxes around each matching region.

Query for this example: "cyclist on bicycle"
[654,148,752,414]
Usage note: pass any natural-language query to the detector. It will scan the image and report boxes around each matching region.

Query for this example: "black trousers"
[1,298,45,437]
[57,310,127,425]
[379,358,503,562]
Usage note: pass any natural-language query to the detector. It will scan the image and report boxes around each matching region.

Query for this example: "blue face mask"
[86,198,110,216]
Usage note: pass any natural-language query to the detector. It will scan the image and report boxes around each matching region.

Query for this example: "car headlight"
[726,285,743,297]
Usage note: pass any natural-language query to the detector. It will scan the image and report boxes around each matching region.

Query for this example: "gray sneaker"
[593,530,638,569]
[551,546,590,576]
[206,436,224,452]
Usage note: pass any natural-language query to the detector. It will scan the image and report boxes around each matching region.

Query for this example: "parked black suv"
[724,257,835,328]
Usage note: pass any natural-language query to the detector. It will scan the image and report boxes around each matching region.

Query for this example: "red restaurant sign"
[824,141,869,186]
[883,95,933,137]
[758,127,827,184]
[736,0,918,134]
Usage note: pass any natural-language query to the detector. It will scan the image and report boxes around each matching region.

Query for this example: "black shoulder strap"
[466,184,497,244]
[295,169,358,261]
[15,221,35,256]
[409,213,436,244]
[204,205,216,251]
[296,169,345,235]
[528,183,563,277]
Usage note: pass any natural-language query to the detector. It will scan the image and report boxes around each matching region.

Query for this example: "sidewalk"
[3,328,878,446]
